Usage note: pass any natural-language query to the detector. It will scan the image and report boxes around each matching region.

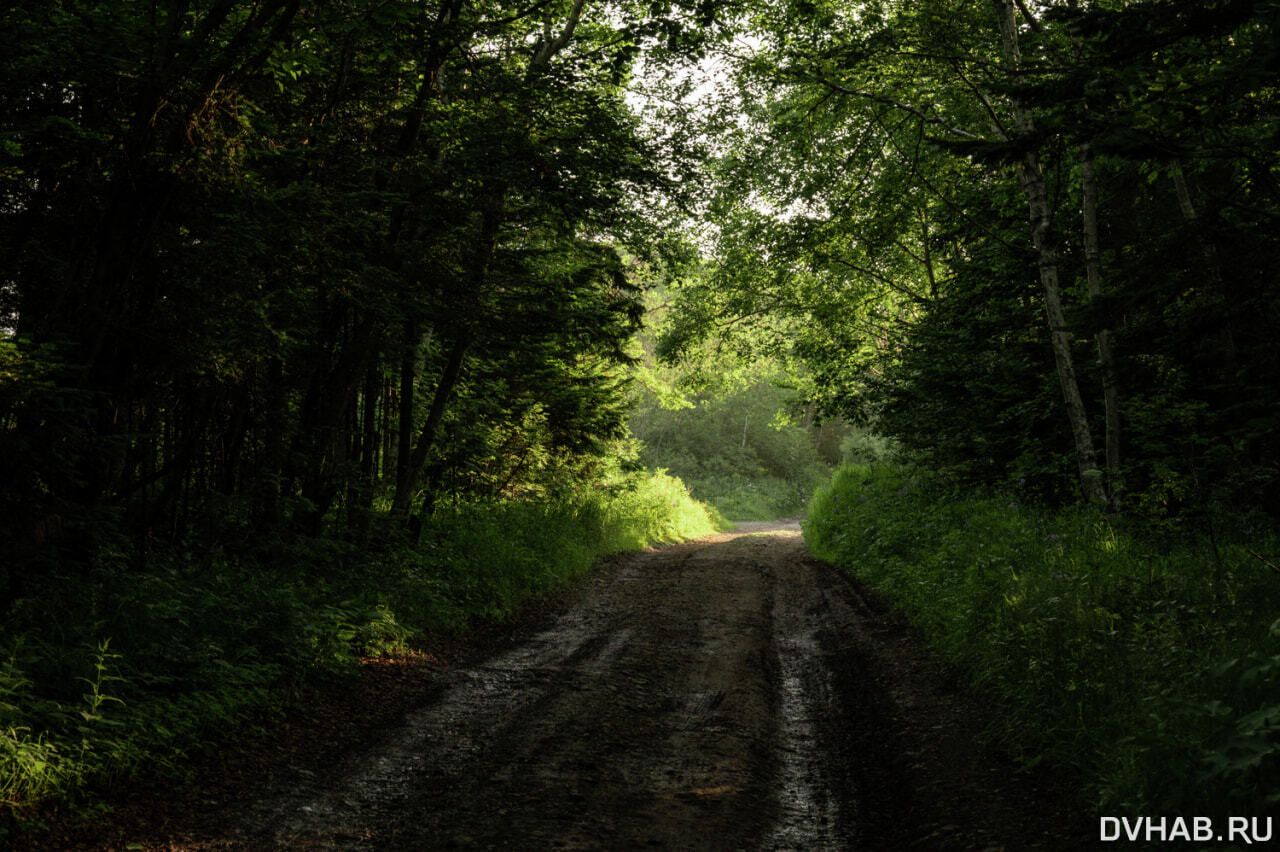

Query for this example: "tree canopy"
[3,0,1279,588]
[664,0,1280,522]
[0,0,731,588]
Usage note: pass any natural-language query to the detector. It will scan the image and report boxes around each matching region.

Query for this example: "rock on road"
[142,523,1089,850]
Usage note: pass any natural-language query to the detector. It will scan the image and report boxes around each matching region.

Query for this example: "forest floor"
[33,522,1100,850]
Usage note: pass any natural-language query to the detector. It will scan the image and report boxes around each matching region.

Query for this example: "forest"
[2,0,1279,843]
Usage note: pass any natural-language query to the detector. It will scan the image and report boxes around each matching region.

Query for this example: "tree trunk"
[294,314,382,533]
[1172,162,1230,312]
[921,206,938,299]
[394,319,421,506]
[254,358,288,532]
[1079,144,1122,503]
[391,331,470,515]
[390,0,585,517]
[993,0,1107,505]
[348,366,380,532]
[1066,2,1122,506]
[1171,161,1243,402]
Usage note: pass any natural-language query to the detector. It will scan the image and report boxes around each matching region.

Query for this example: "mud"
[61,523,1094,850]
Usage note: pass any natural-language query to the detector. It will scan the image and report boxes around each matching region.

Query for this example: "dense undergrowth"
[805,464,1280,818]
[664,464,823,522]
[0,471,724,833]
[631,376,836,521]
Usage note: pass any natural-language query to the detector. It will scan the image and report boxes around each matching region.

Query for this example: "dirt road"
[73,523,1091,850]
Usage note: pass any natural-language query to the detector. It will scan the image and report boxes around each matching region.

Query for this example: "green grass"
[805,464,1280,818]
[680,471,817,521]
[361,470,728,635]
[0,470,723,832]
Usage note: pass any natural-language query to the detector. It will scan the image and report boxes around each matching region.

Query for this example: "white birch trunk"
[994,0,1107,505]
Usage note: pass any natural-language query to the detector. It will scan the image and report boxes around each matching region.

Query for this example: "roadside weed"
[0,470,719,823]
[805,464,1280,817]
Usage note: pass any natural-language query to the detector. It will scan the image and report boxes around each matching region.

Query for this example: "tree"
[662,0,1280,517]
[0,0,724,578]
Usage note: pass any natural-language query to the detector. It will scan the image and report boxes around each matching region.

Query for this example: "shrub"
[805,464,1280,817]
[631,376,833,520]
[0,470,721,828]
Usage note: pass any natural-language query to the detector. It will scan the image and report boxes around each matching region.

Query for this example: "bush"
[630,377,833,520]
[0,471,721,828]
[677,471,818,522]
[805,464,1280,817]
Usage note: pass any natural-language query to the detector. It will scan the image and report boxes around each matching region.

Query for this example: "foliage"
[669,0,1280,521]
[630,262,839,520]
[806,464,1280,816]
[632,376,833,520]
[0,0,728,569]
[0,4,732,825]
[837,428,898,467]
[0,471,719,829]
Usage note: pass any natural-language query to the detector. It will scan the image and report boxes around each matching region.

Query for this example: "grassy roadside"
[679,470,822,522]
[804,464,1280,818]
[0,470,726,837]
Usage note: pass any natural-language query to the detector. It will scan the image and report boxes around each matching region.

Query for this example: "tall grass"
[363,470,727,634]
[805,464,1280,817]
[0,470,723,831]
[679,471,819,521]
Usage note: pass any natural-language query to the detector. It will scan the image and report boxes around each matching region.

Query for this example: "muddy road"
[76,523,1091,850]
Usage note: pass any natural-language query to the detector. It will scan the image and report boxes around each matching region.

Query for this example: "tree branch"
[818,254,931,304]
[866,106,1025,253]
[531,0,586,70]
[947,58,1010,141]
[800,72,984,141]
[1015,0,1043,33]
